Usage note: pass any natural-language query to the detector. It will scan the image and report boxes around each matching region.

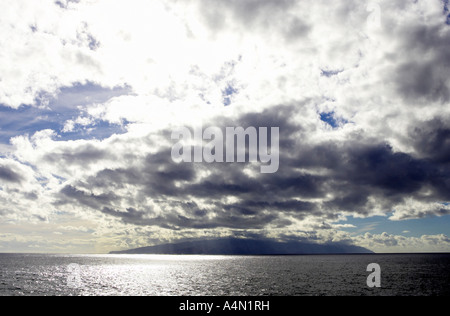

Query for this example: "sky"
[0,0,450,254]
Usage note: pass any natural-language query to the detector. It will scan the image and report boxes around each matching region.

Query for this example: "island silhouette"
[110,238,373,255]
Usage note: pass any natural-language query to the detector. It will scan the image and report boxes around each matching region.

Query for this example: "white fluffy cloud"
[355,232,450,253]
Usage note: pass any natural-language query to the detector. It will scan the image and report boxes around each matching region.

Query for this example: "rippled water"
[0,254,449,296]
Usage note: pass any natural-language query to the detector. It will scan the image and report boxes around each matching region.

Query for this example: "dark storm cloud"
[77,148,196,197]
[282,16,311,41]
[221,0,295,19]
[58,185,119,209]
[100,204,280,230]
[226,199,316,214]
[44,144,109,166]
[295,140,448,214]
[0,165,23,184]
[57,104,450,228]
[23,191,38,201]
[199,0,295,27]
[394,23,450,103]
[211,103,304,162]
[410,118,450,164]
[337,144,429,194]
[196,0,310,40]
[100,207,159,227]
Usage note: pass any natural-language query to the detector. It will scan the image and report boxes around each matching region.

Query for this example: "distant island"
[110,238,373,255]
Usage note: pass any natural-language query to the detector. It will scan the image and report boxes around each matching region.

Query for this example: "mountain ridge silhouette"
[110,238,373,255]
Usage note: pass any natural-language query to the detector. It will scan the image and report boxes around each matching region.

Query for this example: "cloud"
[0,164,24,184]
[409,118,450,164]
[194,0,310,40]
[44,144,109,167]
[0,157,55,223]
[26,103,444,236]
[0,158,35,187]
[0,0,105,108]
[355,232,450,253]
[392,23,450,104]
[390,199,450,221]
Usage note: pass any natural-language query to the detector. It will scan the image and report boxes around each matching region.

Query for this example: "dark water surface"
[0,253,449,296]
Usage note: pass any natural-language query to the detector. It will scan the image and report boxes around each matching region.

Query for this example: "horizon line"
[1,252,450,256]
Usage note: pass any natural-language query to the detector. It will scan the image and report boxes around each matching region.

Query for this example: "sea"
[0,253,449,296]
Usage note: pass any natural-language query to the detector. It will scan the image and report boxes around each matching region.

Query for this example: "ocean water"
[0,253,449,296]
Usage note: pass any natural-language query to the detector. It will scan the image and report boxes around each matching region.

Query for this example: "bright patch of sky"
[338,214,450,238]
